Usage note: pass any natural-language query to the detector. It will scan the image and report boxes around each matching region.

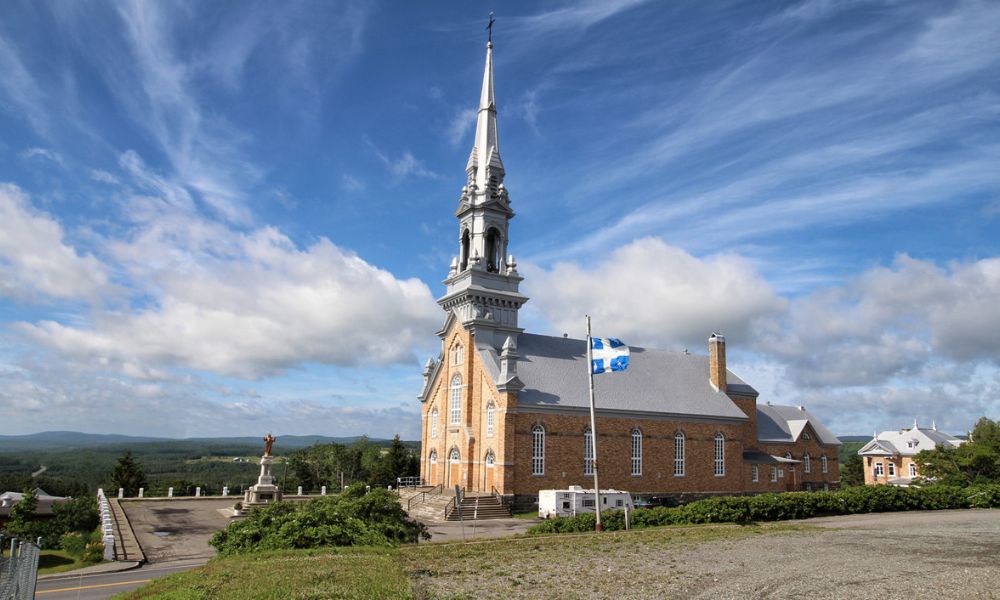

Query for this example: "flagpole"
[586,315,603,532]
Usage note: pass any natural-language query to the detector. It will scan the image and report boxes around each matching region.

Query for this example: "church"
[418,39,841,507]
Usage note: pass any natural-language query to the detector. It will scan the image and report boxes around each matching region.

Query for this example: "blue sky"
[1,0,998,439]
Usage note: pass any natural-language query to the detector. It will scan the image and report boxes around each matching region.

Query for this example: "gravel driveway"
[406,509,1000,599]
[668,509,1000,599]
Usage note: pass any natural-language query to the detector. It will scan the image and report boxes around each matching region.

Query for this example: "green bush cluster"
[209,483,429,555]
[59,528,105,563]
[528,484,1000,534]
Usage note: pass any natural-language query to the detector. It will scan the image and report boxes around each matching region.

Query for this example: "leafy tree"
[52,495,99,534]
[840,454,865,487]
[109,450,147,496]
[915,417,1000,486]
[2,487,54,544]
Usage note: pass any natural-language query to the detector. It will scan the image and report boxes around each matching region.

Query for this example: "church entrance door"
[484,451,495,491]
[449,448,461,488]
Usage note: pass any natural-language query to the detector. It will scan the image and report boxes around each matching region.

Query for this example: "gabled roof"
[514,333,752,421]
[859,424,965,456]
[756,403,841,446]
[857,439,896,455]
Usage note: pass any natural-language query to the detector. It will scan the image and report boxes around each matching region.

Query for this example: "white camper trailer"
[538,485,635,519]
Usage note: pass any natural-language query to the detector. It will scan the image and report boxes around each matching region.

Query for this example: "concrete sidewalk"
[38,560,142,581]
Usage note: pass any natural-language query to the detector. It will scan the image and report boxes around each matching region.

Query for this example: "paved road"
[35,560,206,599]
[35,498,237,599]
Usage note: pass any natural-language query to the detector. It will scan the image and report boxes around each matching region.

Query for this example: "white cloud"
[21,147,64,165]
[90,169,120,185]
[0,34,48,134]
[367,138,440,181]
[525,237,785,347]
[341,174,365,192]
[756,254,1000,388]
[17,221,440,379]
[0,184,109,301]
[447,107,477,147]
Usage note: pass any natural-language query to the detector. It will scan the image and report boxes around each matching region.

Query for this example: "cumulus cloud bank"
[0,184,109,301]
[18,222,440,380]
[525,237,785,348]
[758,254,1000,388]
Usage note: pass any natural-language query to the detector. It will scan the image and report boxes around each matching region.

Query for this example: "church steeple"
[466,40,504,193]
[438,34,527,361]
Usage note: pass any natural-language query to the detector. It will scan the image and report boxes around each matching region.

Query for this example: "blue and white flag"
[591,337,630,375]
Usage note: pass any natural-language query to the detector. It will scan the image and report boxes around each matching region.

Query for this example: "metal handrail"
[444,495,457,519]
[406,483,443,512]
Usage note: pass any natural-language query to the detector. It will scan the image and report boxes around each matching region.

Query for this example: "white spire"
[466,41,504,193]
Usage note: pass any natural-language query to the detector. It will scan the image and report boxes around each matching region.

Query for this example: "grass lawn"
[115,523,807,599]
[36,550,87,575]
[510,510,539,520]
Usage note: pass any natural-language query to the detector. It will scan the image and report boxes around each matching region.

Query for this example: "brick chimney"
[709,333,726,393]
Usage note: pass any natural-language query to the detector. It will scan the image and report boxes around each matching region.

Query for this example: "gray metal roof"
[515,333,752,421]
[756,403,841,446]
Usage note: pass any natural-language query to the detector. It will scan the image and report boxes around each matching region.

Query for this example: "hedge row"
[527,484,1000,534]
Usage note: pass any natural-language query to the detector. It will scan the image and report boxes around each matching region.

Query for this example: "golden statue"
[263,432,276,456]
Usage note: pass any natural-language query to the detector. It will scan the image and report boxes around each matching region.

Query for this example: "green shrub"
[59,532,87,557]
[527,484,1000,535]
[82,540,105,563]
[210,484,429,555]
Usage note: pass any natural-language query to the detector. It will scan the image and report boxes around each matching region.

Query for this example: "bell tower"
[438,38,528,361]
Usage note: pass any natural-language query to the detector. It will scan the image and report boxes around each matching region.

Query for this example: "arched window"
[583,428,594,475]
[449,447,460,463]
[451,343,464,366]
[429,449,437,464]
[485,450,495,467]
[674,432,685,477]
[631,428,643,476]
[460,229,470,271]
[485,228,501,272]
[803,453,811,473]
[821,455,828,474]
[449,375,462,424]
[431,408,439,438]
[532,425,545,475]
[486,402,495,437]
[714,433,725,476]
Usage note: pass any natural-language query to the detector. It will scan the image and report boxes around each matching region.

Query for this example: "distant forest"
[0,434,419,497]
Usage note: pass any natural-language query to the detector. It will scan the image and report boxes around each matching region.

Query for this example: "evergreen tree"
[109,450,147,496]
[840,455,865,487]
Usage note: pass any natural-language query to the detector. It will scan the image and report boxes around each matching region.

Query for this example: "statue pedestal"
[238,455,283,513]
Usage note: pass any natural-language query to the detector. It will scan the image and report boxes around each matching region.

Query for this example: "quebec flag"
[591,337,630,375]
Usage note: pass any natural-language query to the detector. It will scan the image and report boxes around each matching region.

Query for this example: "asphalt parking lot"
[121,498,235,563]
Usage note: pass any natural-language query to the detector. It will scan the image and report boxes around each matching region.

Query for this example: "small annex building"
[418,38,841,507]
[857,421,965,486]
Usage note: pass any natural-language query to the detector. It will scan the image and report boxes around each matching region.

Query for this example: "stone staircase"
[401,488,455,521]
[445,494,511,521]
